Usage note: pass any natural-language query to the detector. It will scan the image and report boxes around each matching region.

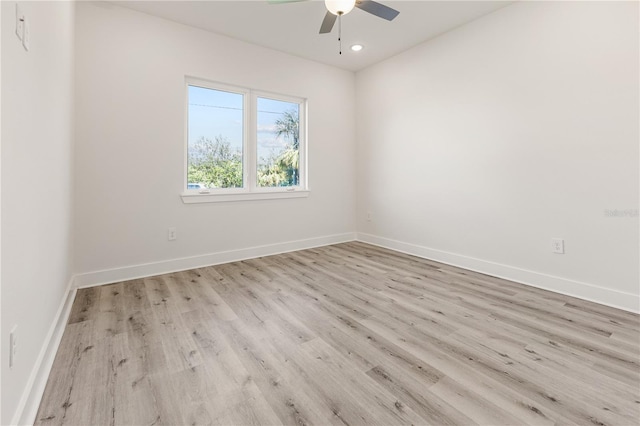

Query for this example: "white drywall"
[74,3,356,278]
[1,1,75,424]
[356,1,639,310]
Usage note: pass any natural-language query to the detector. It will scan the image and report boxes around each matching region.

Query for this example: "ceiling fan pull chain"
[338,12,342,55]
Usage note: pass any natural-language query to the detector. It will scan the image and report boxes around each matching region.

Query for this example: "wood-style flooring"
[36,242,640,425]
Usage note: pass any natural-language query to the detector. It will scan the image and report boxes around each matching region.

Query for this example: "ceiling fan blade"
[319,11,337,34]
[355,0,399,21]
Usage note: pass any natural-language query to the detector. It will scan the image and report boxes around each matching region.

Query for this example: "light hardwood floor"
[36,242,640,425]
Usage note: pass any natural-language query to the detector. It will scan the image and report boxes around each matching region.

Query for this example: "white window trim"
[181,190,310,204]
[181,77,308,204]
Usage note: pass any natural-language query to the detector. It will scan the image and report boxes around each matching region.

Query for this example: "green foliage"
[259,108,299,187]
[274,110,299,150]
[257,156,287,187]
[189,108,300,189]
[188,136,242,188]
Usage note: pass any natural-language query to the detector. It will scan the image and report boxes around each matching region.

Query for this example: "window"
[183,78,307,203]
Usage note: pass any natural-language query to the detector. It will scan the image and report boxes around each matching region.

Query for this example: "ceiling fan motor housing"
[325,0,356,15]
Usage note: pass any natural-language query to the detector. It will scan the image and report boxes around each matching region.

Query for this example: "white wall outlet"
[168,227,177,241]
[22,17,30,51]
[366,211,372,222]
[15,4,24,41]
[551,238,564,254]
[9,326,18,369]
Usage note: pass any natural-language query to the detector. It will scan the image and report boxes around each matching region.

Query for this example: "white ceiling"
[115,0,512,71]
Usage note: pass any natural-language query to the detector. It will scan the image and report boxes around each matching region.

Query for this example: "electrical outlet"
[10,326,18,369]
[15,4,24,41]
[168,227,177,241]
[366,211,372,222]
[551,238,564,254]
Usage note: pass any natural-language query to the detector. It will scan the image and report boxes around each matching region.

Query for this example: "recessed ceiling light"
[351,44,364,52]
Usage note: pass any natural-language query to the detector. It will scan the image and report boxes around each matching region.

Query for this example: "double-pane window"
[185,78,306,199]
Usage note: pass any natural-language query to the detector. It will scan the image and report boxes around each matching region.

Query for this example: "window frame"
[182,77,308,204]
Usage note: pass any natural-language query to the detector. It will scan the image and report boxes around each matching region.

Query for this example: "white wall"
[356,1,639,311]
[1,1,75,424]
[74,3,356,281]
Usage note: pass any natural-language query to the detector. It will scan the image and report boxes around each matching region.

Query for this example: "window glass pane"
[257,97,300,187]
[187,85,243,189]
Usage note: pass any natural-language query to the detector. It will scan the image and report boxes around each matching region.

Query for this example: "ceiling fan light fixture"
[325,0,356,16]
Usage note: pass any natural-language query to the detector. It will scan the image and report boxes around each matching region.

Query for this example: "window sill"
[180,190,310,204]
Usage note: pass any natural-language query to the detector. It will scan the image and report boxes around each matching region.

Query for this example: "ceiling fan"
[269,0,400,34]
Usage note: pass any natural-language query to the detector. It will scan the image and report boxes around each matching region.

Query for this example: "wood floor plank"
[36,321,98,425]
[186,268,239,321]
[36,242,640,425]
[429,376,524,426]
[364,363,477,425]
[95,283,127,337]
[67,287,100,324]
[293,337,429,426]
[447,329,639,425]
[357,312,559,425]
[271,278,445,384]
[217,318,342,426]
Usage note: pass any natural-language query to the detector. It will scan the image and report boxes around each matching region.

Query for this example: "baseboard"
[11,278,77,426]
[357,232,640,314]
[74,232,357,289]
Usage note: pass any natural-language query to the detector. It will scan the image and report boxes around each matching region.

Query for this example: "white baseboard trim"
[11,278,77,426]
[357,233,640,314]
[74,232,357,289]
